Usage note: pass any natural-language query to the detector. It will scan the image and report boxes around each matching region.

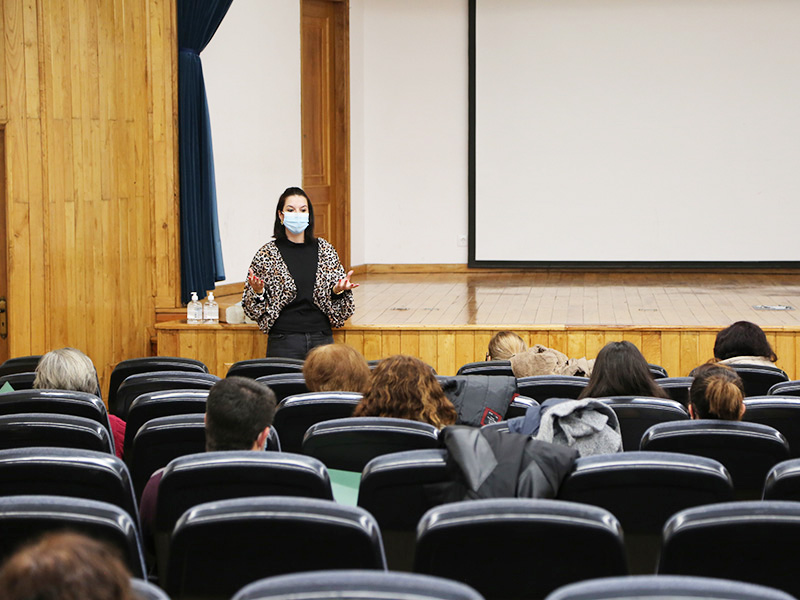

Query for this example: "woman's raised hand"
[333,270,360,295]
[248,268,266,295]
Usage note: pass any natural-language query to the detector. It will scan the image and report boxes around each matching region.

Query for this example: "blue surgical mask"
[283,212,309,235]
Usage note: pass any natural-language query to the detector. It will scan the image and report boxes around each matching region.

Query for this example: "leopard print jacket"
[242,238,355,334]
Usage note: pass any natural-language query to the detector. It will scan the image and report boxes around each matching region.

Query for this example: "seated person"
[303,343,371,393]
[0,532,133,600]
[352,354,457,429]
[138,376,276,539]
[34,348,126,459]
[688,362,746,421]
[578,341,669,399]
[713,321,778,368]
[486,331,526,361]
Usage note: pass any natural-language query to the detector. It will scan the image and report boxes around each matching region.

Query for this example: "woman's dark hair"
[713,321,777,363]
[688,362,745,420]
[579,341,669,399]
[273,186,315,244]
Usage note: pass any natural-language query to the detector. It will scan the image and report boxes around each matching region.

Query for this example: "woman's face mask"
[283,212,310,234]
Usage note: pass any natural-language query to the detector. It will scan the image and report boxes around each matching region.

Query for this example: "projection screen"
[469,0,800,266]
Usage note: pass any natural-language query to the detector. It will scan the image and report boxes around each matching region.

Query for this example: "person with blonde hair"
[303,343,371,394]
[353,355,457,429]
[0,532,133,600]
[688,362,746,421]
[34,347,126,458]
[486,331,526,361]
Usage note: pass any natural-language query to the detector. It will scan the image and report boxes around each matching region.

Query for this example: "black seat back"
[763,458,800,500]
[658,501,800,598]
[414,498,627,600]
[640,420,790,496]
[273,391,361,453]
[255,373,310,402]
[768,380,800,397]
[743,397,800,458]
[0,371,36,391]
[302,417,439,472]
[165,496,386,599]
[0,413,113,454]
[124,390,208,458]
[599,396,690,451]
[648,364,668,379]
[0,355,42,377]
[130,578,171,600]
[107,357,208,411]
[227,358,305,379]
[729,365,789,397]
[0,447,138,523]
[656,377,693,408]
[456,360,514,377]
[505,395,538,419]
[112,371,219,419]
[0,389,112,435]
[0,494,146,577]
[515,375,589,402]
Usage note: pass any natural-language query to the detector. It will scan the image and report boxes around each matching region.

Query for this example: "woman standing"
[242,187,357,359]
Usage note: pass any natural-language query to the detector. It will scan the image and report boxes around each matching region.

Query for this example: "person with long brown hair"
[303,343,371,394]
[688,362,746,421]
[578,341,669,399]
[353,354,457,429]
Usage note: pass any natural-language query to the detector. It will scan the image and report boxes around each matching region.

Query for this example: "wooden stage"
[155,270,800,379]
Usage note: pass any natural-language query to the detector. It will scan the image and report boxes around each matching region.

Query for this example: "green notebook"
[328,469,361,506]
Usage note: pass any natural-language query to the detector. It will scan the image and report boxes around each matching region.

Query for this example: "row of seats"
[3,489,800,600]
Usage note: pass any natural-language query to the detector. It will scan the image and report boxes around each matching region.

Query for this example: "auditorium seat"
[107,357,208,412]
[414,498,627,600]
[255,372,310,402]
[153,451,333,579]
[456,360,514,377]
[0,389,113,436]
[480,421,510,434]
[272,391,361,453]
[763,458,800,500]
[640,421,789,497]
[515,375,589,402]
[232,570,485,600]
[599,396,690,451]
[0,371,36,391]
[0,355,42,377]
[658,501,800,598]
[0,447,139,524]
[0,413,114,454]
[131,578,171,600]
[727,364,789,397]
[655,377,693,407]
[358,449,451,569]
[226,357,305,379]
[557,451,733,572]
[767,380,800,397]
[648,363,668,379]
[545,575,796,600]
[742,397,800,457]
[124,390,209,458]
[0,494,146,577]
[165,496,386,600]
[112,371,219,419]
[302,417,439,472]
[505,395,538,418]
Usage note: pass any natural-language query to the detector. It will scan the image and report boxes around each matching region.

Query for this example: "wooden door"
[301,0,350,268]
[0,128,7,363]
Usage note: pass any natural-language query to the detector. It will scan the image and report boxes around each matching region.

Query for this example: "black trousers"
[266,331,333,360]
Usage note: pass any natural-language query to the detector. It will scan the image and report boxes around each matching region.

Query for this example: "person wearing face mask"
[242,187,357,359]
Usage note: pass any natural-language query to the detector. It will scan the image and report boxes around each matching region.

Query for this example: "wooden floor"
[349,271,800,328]
[169,269,800,379]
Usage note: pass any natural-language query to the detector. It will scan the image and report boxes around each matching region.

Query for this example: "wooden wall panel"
[3,0,179,395]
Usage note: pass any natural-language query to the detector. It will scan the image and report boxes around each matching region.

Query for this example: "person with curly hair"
[353,354,457,429]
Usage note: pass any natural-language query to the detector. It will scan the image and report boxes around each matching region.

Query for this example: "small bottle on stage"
[203,292,219,324]
[187,292,202,324]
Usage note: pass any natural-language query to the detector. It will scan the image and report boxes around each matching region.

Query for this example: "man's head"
[205,376,277,451]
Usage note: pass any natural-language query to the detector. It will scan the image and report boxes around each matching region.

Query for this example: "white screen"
[472,0,800,263]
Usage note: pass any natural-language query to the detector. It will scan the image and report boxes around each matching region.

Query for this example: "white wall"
[352,0,469,264]
[202,0,303,283]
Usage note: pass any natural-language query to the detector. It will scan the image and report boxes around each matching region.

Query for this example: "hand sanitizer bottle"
[187,292,202,324]
[203,292,219,324]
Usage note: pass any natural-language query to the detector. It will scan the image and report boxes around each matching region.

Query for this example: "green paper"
[328,468,361,506]
[0,381,14,394]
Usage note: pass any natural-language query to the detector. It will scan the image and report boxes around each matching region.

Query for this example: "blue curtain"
[177,0,233,303]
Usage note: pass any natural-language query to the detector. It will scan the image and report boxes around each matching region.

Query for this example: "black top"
[271,239,332,334]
